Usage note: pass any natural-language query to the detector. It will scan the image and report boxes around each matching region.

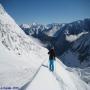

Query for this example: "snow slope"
[0,4,48,89]
[26,59,90,90]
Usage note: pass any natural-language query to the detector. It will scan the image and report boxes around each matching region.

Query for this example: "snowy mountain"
[20,23,64,46]
[61,32,90,67]
[20,18,90,87]
[20,23,45,36]
[54,18,90,56]
[0,4,90,90]
[20,18,90,62]
[0,4,48,88]
[60,32,90,85]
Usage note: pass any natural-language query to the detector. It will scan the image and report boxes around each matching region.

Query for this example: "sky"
[0,0,90,24]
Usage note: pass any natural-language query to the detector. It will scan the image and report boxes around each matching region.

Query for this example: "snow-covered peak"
[20,24,31,29]
[0,4,25,35]
[32,22,38,26]
[0,4,48,55]
[0,4,5,14]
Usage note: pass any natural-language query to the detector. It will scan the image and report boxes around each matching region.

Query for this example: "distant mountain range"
[20,18,90,67]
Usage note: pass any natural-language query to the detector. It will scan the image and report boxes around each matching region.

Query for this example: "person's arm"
[54,50,56,60]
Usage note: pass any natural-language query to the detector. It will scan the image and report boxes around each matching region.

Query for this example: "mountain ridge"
[20,18,90,66]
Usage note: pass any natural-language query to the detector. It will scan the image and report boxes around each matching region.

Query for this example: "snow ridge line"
[20,60,46,90]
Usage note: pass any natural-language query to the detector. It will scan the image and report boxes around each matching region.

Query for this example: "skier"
[48,47,56,72]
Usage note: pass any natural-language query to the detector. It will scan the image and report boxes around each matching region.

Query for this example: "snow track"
[25,60,90,90]
[26,66,60,90]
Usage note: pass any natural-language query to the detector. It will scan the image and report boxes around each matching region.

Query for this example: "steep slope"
[0,4,48,88]
[61,33,90,67]
[61,32,90,85]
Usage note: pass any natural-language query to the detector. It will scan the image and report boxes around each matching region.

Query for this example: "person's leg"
[50,60,54,72]
[49,60,52,71]
[52,60,54,72]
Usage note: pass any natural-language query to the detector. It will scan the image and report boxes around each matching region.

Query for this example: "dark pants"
[49,60,54,72]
